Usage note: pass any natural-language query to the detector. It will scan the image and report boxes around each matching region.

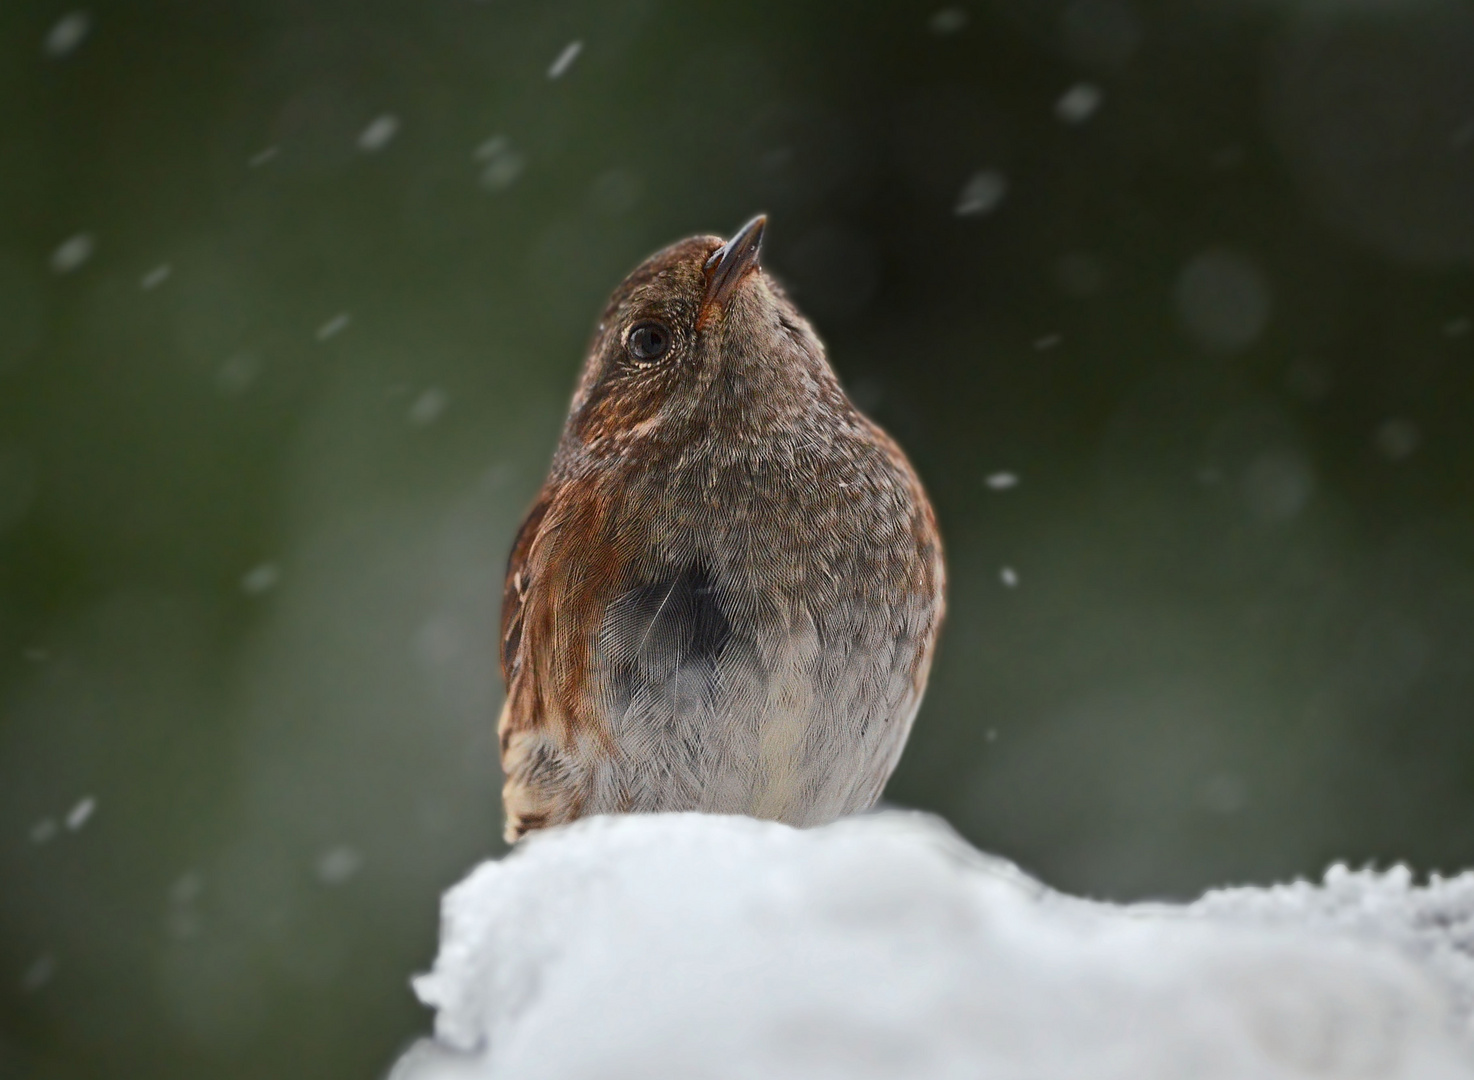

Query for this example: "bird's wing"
[500,488,552,684]
[498,479,626,839]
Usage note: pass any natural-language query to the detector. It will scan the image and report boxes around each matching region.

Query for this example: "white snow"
[358,114,400,152]
[547,41,582,80]
[43,12,90,58]
[954,169,1007,216]
[50,233,94,274]
[408,387,449,427]
[391,811,1474,1080]
[474,137,525,192]
[985,471,1019,490]
[316,845,363,885]
[240,563,280,595]
[140,263,172,290]
[928,8,969,35]
[1056,82,1104,124]
[64,796,96,831]
[316,312,351,341]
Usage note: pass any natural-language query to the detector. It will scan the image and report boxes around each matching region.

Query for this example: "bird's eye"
[626,321,673,363]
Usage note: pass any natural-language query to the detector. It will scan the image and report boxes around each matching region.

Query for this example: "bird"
[497,215,945,842]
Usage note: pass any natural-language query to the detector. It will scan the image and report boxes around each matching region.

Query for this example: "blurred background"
[2,0,1473,1075]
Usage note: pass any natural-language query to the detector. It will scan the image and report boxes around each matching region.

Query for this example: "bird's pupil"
[630,322,670,361]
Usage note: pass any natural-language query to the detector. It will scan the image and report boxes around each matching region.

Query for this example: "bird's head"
[564,216,837,450]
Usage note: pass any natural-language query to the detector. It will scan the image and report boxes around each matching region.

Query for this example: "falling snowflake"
[43,12,90,58]
[408,387,449,427]
[358,114,400,152]
[1056,82,1103,124]
[50,234,94,274]
[955,170,1007,216]
[316,313,351,341]
[241,563,280,595]
[928,8,968,34]
[65,797,96,831]
[475,136,526,191]
[317,845,363,885]
[548,41,583,79]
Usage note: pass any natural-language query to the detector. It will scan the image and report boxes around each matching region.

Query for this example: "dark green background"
[3,0,1474,1076]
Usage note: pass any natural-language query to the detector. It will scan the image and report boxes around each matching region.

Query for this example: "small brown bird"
[498,216,944,842]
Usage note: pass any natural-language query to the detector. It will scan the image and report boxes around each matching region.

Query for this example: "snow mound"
[390,811,1474,1080]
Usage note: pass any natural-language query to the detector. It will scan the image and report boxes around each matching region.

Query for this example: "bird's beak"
[699,215,766,328]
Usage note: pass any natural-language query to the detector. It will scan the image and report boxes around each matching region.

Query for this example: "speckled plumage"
[498,218,944,842]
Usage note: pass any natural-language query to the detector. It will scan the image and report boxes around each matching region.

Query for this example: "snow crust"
[390,811,1474,1080]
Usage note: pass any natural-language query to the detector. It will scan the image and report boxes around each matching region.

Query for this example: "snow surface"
[390,811,1474,1080]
